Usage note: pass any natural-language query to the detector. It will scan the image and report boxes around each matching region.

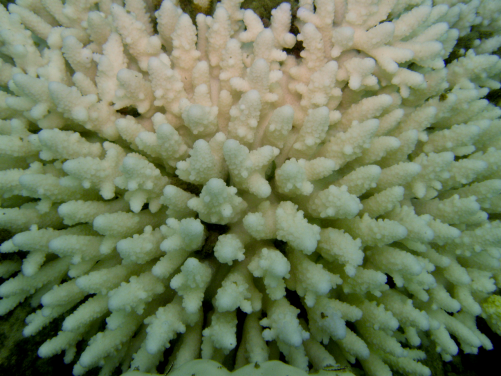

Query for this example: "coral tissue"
[1,0,501,375]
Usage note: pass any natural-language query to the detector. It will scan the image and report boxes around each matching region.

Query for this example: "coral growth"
[1,0,501,376]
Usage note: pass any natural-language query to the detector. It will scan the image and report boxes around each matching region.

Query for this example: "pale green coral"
[482,295,501,336]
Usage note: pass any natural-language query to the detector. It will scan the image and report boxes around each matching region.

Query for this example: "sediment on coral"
[1,0,501,376]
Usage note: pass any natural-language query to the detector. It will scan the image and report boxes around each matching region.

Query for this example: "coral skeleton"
[1,0,501,375]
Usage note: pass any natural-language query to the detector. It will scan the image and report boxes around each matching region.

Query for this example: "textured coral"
[1,0,501,376]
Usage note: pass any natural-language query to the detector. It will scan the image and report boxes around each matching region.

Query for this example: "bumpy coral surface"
[1,0,501,375]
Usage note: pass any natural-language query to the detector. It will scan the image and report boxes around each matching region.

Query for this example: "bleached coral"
[1,1,501,376]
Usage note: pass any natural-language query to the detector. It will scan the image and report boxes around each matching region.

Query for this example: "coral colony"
[1,0,501,375]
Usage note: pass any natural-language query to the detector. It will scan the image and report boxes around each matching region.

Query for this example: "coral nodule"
[1,0,501,375]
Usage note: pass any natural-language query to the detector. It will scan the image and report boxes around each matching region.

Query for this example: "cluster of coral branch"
[1,0,501,376]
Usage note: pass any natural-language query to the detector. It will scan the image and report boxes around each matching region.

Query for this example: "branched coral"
[1,1,501,376]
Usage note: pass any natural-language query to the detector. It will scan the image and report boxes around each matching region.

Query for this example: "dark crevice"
[272,239,287,254]
[345,320,357,334]
[155,334,181,374]
[168,176,203,196]
[222,308,247,371]
[235,308,247,349]
[444,29,498,65]
[284,38,304,59]
[278,350,287,363]
[265,160,276,181]
[385,273,396,289]
[202,222,230,235]
[115,106,141,118]
[194,222,230,260]
[284,288,308,326]
[484,88,501,105]
[201,299,214,331]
